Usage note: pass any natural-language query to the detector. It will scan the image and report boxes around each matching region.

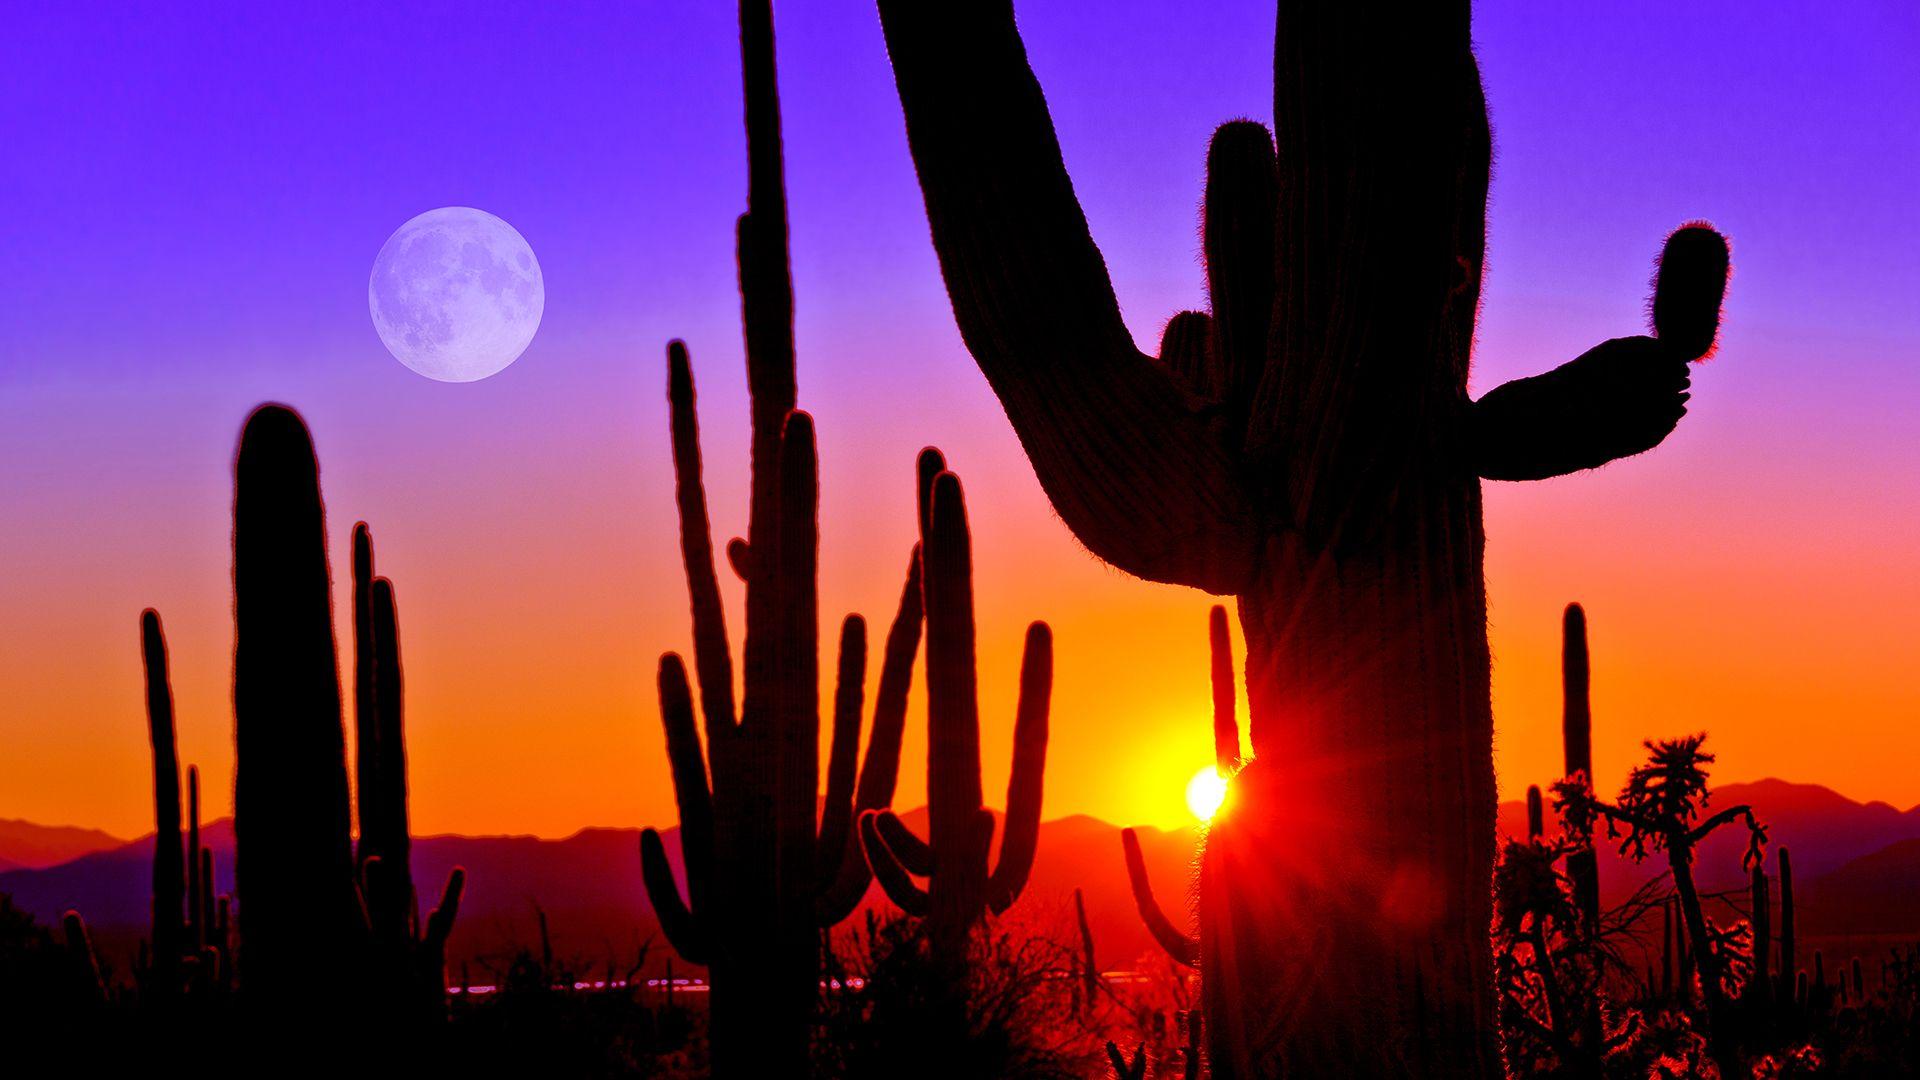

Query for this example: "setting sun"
[1186,766,1228,821]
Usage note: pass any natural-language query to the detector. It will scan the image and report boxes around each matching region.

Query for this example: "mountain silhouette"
[1496,777,1920,905]
[8,779,1908,983]
[0,809,1198,983]
[0,818,125,872]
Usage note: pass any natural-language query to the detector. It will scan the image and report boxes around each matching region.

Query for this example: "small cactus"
[139,609,185,997]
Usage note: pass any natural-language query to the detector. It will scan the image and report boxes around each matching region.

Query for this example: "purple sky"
[3,1,1917,836]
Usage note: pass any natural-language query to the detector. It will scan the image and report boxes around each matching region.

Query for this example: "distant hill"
[1495,778,1920,905]
[8,778,1914,983]
[0,810,1198,982]
[0,818,124,871]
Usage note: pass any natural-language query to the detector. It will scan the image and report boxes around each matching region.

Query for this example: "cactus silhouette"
[1556,734,1763,1070]
[640,349,924,1075]
[140,609,185,998]
[1108,1040,1148,1080]
[860,468,1052,965]
[635,6,924,1072]
[872,2,1728,1071]
[230,404,462,1031]
[1118,605,1242,970]
[1562,604,1601,942]
[1749,861,1773,1015]
[1779,845,1797,1017]
[232,403,361,1004]
[351,522,464,1020]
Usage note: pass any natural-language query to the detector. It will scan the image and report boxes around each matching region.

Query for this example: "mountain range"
[6,779,1920,981]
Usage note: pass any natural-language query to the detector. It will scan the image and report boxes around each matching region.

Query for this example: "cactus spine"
[860,467,1053,964]
[873,2,1729,1071]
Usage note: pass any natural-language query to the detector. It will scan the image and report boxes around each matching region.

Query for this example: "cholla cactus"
[1555,734,1763,1066]
[1492,837,1640,1075]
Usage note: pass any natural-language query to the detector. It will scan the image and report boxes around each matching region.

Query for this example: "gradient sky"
[3,1,1916,840]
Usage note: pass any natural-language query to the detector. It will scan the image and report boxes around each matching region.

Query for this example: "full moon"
[369,207,544,382]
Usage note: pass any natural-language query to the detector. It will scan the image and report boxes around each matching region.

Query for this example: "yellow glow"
[1186,766,1228,821]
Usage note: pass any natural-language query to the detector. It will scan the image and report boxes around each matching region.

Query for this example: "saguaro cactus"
[640,350,925,1076]
[860,468,1052,962]
[140,609,185,997]
[636,6,924,1071]
[352,522,464,1018]
[232,403,362,1003]
[1562,604,1601,940]
[873,3,1728,1073]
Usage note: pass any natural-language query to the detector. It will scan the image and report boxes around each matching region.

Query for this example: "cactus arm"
[725,537,751,583]
[817,546,927,925]
[859,812,931,917]
[1470,336,1692,481]
[422,867,464,953]
[987,621,1051,913]
[351,523,381,862]
[140,609,185,990]
[368,576,413,933]
[1202,121,1278,421]
[654,653,714,914]
[1208,605,1241,774]
[1472,226,1729,481]
[816,614,868,885]
[915,447,945,538]
[868,810,934,878]
[640,829,709,965]
[666,342,738,743]
[854,545,923,812]
[1156,312,1219,399]
[874,1,1257,593]
[1121,828,1197,968]
[1651,224,1733,359]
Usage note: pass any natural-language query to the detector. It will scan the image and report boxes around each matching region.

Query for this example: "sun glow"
[1186,766,1228,821]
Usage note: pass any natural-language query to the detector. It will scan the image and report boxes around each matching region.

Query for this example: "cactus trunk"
[1210,535,1499,1077]
[231,404,361,1003]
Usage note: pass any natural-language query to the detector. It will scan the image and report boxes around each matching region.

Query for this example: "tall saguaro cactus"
[642,347,925,1077]
[860,467,1052,963]
[872,3,1729,1074]
[636,7,924,1073]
